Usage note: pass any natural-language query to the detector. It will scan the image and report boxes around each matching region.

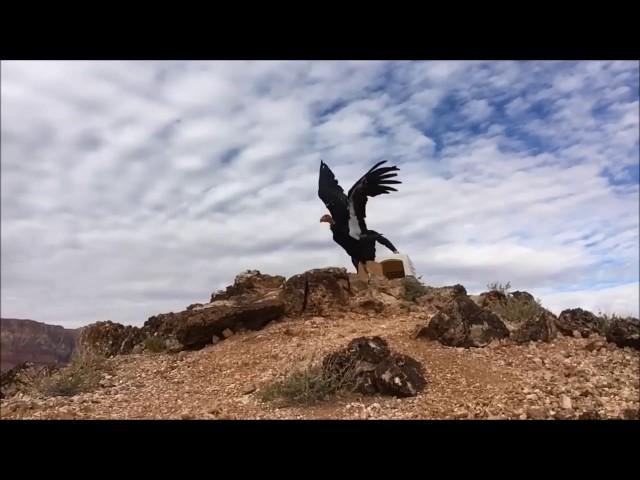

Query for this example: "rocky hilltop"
[1,269,638,419]
[0,318,80,372]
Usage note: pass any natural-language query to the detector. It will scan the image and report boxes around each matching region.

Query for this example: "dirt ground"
[1,311,638,420]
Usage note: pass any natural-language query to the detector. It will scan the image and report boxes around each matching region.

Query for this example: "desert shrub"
[259,355,358,405]
[486,281,511,294]
[597,312,637,323]
[491,296,542,324]
[35,353,110,397]
[144,336,167,353]
[402,276,429,302]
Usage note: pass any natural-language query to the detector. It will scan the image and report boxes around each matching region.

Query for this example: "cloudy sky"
[1,60,639,327]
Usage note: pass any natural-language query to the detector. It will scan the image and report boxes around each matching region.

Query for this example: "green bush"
[486,281,511,294]
[144,336,167,353]
[35,353,110,397]
[259,355,358,405]
[402,276,429,302]
[490,296,542,324]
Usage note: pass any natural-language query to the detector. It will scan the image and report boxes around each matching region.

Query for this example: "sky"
[1,60,639,328]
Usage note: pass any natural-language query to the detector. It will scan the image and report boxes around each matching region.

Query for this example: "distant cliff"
[0,318,80,372]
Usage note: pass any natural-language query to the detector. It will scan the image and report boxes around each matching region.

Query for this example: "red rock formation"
[0,318,80,372]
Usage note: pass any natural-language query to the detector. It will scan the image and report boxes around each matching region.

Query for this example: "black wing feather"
[347,160,401,229]
[318,160,349,227]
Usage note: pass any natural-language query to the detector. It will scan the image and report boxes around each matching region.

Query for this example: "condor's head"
[319,214,334,225]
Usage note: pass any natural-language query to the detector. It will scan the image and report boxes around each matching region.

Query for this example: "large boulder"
[476,289,508,308]
[508,309,558,343]
[416,295,509,347]
[605,317,640,350]
[374,354,426,397]
[349,275,406,313]
[556,308,606,338]
[322,336,426,397]
[174,294,284,349]
[76,321,145,357]
[415,284,468,310]
[143,312,181,338]
[142,271,287,352]
[0,362,50,399]
[511,291,535,302]
[478,290,558,344]
[283,267,351,316]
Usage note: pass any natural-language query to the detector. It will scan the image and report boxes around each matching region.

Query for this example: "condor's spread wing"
[347,160,401,236]
[318,160,349,227]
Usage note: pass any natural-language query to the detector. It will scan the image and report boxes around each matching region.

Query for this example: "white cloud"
[464,98,493,123]
[537,283,639,318]
[1,60,638,326]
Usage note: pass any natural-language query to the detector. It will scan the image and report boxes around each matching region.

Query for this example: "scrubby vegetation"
[487,281,511,294]
[402,276,429,302]
[259,356,357,405]
[144,336,167,353]
[35,353,111,397]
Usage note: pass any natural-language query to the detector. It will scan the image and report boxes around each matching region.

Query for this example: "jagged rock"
[374,354,426,397]
[142,271,287,352]
[349,275,406,313]
[337,336,391,364]
[415,284,467,309]
[357,297,385,313]
[481,291,558,344]
[222,328,234,339]
[321,336,426,397]
[511,291,535,303]
[1,362,33,398]
[416,295,509,347]
[477,289,508,308]
[77,321,145,357]
[508,310,558,344]
[605,317,640,350]
[210,270,285,303]
[368,276,409,300]
[283,267,351,316]
[0,362,57,399]
[174,296,284,349]
[164,336,183,353]
[556,308,606,338]
[143,312,181,338]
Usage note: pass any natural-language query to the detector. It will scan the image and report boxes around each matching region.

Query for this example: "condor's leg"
[352,257,360,273]
[365,261,380,280]
[357,261,371,283]
[363,262,374,284]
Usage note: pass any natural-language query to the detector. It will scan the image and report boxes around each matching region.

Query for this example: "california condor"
[318,160,401,277]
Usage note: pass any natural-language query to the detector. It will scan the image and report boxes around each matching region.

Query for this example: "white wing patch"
[348,199,361,240]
